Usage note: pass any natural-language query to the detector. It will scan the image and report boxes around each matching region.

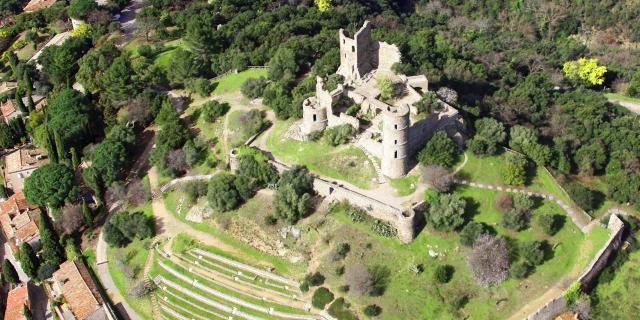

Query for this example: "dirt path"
[148,167,237,253]
[608,97,640,114]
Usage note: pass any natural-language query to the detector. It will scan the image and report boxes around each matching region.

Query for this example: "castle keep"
[301,21,465,178]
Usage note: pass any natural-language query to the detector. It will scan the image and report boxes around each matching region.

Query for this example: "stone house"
[1,99,21,124]
[4,284,32,320]
[0,192,41,256]
[45,259,117,320]
[2,146,48,194]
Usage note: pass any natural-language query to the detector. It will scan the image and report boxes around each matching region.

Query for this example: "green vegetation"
[390,175,419,196]
[227,109,265,148]
[266,120,376,189]
[212,69,268,95]
[312,287,335,309]
[106,239,152,320]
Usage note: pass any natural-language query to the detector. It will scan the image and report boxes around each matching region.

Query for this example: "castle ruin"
[301,21,465,178]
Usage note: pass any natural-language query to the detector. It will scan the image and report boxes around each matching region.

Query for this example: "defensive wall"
[525,213,626,320]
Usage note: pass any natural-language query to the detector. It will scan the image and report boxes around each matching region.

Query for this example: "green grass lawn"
[390,175,419,196]
[458,151,573,205]
[605,92,640,104]
[266,120,376,189]
[212,68,267,95]
[317,185,609,320]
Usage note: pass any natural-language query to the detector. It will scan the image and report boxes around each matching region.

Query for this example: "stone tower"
[338,21,374,81]
[381,105,410,178]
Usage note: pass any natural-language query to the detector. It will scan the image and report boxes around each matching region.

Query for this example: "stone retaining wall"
[526,213,626,320]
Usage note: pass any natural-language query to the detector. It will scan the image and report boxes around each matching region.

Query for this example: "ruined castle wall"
[377,42,401,72]
[407,107,462,156]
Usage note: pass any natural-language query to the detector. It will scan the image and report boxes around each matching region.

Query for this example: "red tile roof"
[1,100,17,120]
[0,192,40,250]
[4,285,29,320]
[52,260,105,320]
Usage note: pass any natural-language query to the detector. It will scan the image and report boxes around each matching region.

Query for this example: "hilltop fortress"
[300,21,465,178]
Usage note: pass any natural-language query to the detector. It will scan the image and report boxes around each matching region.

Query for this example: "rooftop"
[23,0,57,12]
[3,147,48,193]
[4,285,30,320]
[51,259,106,320]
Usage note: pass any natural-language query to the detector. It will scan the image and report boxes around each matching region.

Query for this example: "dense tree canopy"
[24,163,76,208]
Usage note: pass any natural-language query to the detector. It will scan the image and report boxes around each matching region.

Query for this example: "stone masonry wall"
[526,214,626,320]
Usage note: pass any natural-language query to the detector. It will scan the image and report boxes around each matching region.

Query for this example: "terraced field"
[150,244,321,320]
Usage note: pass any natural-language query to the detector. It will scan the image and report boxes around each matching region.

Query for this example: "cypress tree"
[2,259,19,284]
[46,129,58,164]
[53,130,67,164]
[82,200,92,227]
[38,211,65,267]
[14,91,27,115]
[70,147,80,168]
[18,243,39,280]
[23,72,35,112]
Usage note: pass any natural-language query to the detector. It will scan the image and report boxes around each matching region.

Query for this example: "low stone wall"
[526,213,626,320]
[268,159,418,243]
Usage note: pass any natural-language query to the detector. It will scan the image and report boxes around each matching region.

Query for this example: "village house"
[2,146,48,194]
[4,284,32,320]
[45,259,117,320]
[0,96,45,124]
[0,192,40,255]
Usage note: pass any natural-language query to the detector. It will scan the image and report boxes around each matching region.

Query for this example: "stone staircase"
[354,135,386,184]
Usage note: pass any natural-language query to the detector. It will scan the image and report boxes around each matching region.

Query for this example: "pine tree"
[14,91,27,115]
[2,259,19,284]
[38,211,65,267]
[53,130,67,164]
[18,243,39,280]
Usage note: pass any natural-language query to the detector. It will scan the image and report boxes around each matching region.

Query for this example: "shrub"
[241,77,267,99]
[417,131,458,167]
[335,243,350,260]
[564,281,582,305]
[363,304,382,317]
[370,219,397,237]
[566,182,598,212]
[335,266,345,276]
[460,221,489,247]
[538,214,562,235]
[207,173,241,212]
[495,193,513,213]
[307,130,323,141]
[345,104,360,116]
[137,45,156,58]
[510,261,532,279]
[434,265,454,283]
[502,153,528,185]
[263,214,277,225]
[467,235,509,287]
[421,165,454,192]
[512,193,534,212]
[312,287,334,309]
[338,285,349,293]
[103,211,154,247]
[520,241,546,266]
[324,124,355,146]
[201,100,230,122]
[305,272,325,286]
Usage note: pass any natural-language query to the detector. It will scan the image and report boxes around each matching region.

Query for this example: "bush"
[459,221,489,247]
[502,153,528,185]
[363,304,382,317]
[511,261,532,279]
[520,241,546,266]
[207,173,241,212]
[564,281,582,305]
[421,165,454,192]
[263,214,277,225]
[370,219,397,237]
[415,91,441,114]
[495,193,513,213]
[417,131,458,167]
[334,243,350,260]
[138,45,156,58]
[305,272,325,286]
[324,124,355,146]
[335,266,345,276]
[312,287,334,309]
[241,77,268,99]
[201,100,230,122]
[307,130,323,141]
[433,264,454,283]
[538,214,562,235]
[426,193,467,232]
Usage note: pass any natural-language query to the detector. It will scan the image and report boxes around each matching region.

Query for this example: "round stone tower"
[381,104,410,178]
[229,148,240,173]
[301,97,328,134]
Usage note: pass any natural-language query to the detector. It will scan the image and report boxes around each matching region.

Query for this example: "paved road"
[95,129,155,320]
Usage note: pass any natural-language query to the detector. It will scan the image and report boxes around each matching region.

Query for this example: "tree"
[315,0,332,12]
[468,118,506,155]
[566,182,598,211]
[14,91,27,115]
[421,165,454,192]
[38,211,65,267]
[434,264,454,283]
[39,37,90,87]
[18,243,39,279]
[45,89,93,150]
[460,221,490,247]
[136,7,158,42]
[166,49,205,85]
[502,153,527,185]
[207,173,241,212]
[414,91,441,114]
[324,124,355,146]
[311,287,334,309]
[102,55,139,103]
[274,185,311,224]
[563,58,607,86]
[377,77,393,100]
[520,241,546,266]
[90,139,129,186]
[511,261,532,279]
[201,100,230,122]
[502,209,529,231]
[103,211,155,247]
[184,11,223,56]
[574,142,607,175]
[629,68,640,98]
[56,204,85,236]
[538,214,561,235]
[24,163,76,208]
[345,263,373,295]
[268,47,298,81]
[2,259,19,284]
[68,0,97,19]
[467,235,509,287]
[426,193,467,231]
[241,77,268,99]
[363,305,382,317]
[417,131,458,167]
